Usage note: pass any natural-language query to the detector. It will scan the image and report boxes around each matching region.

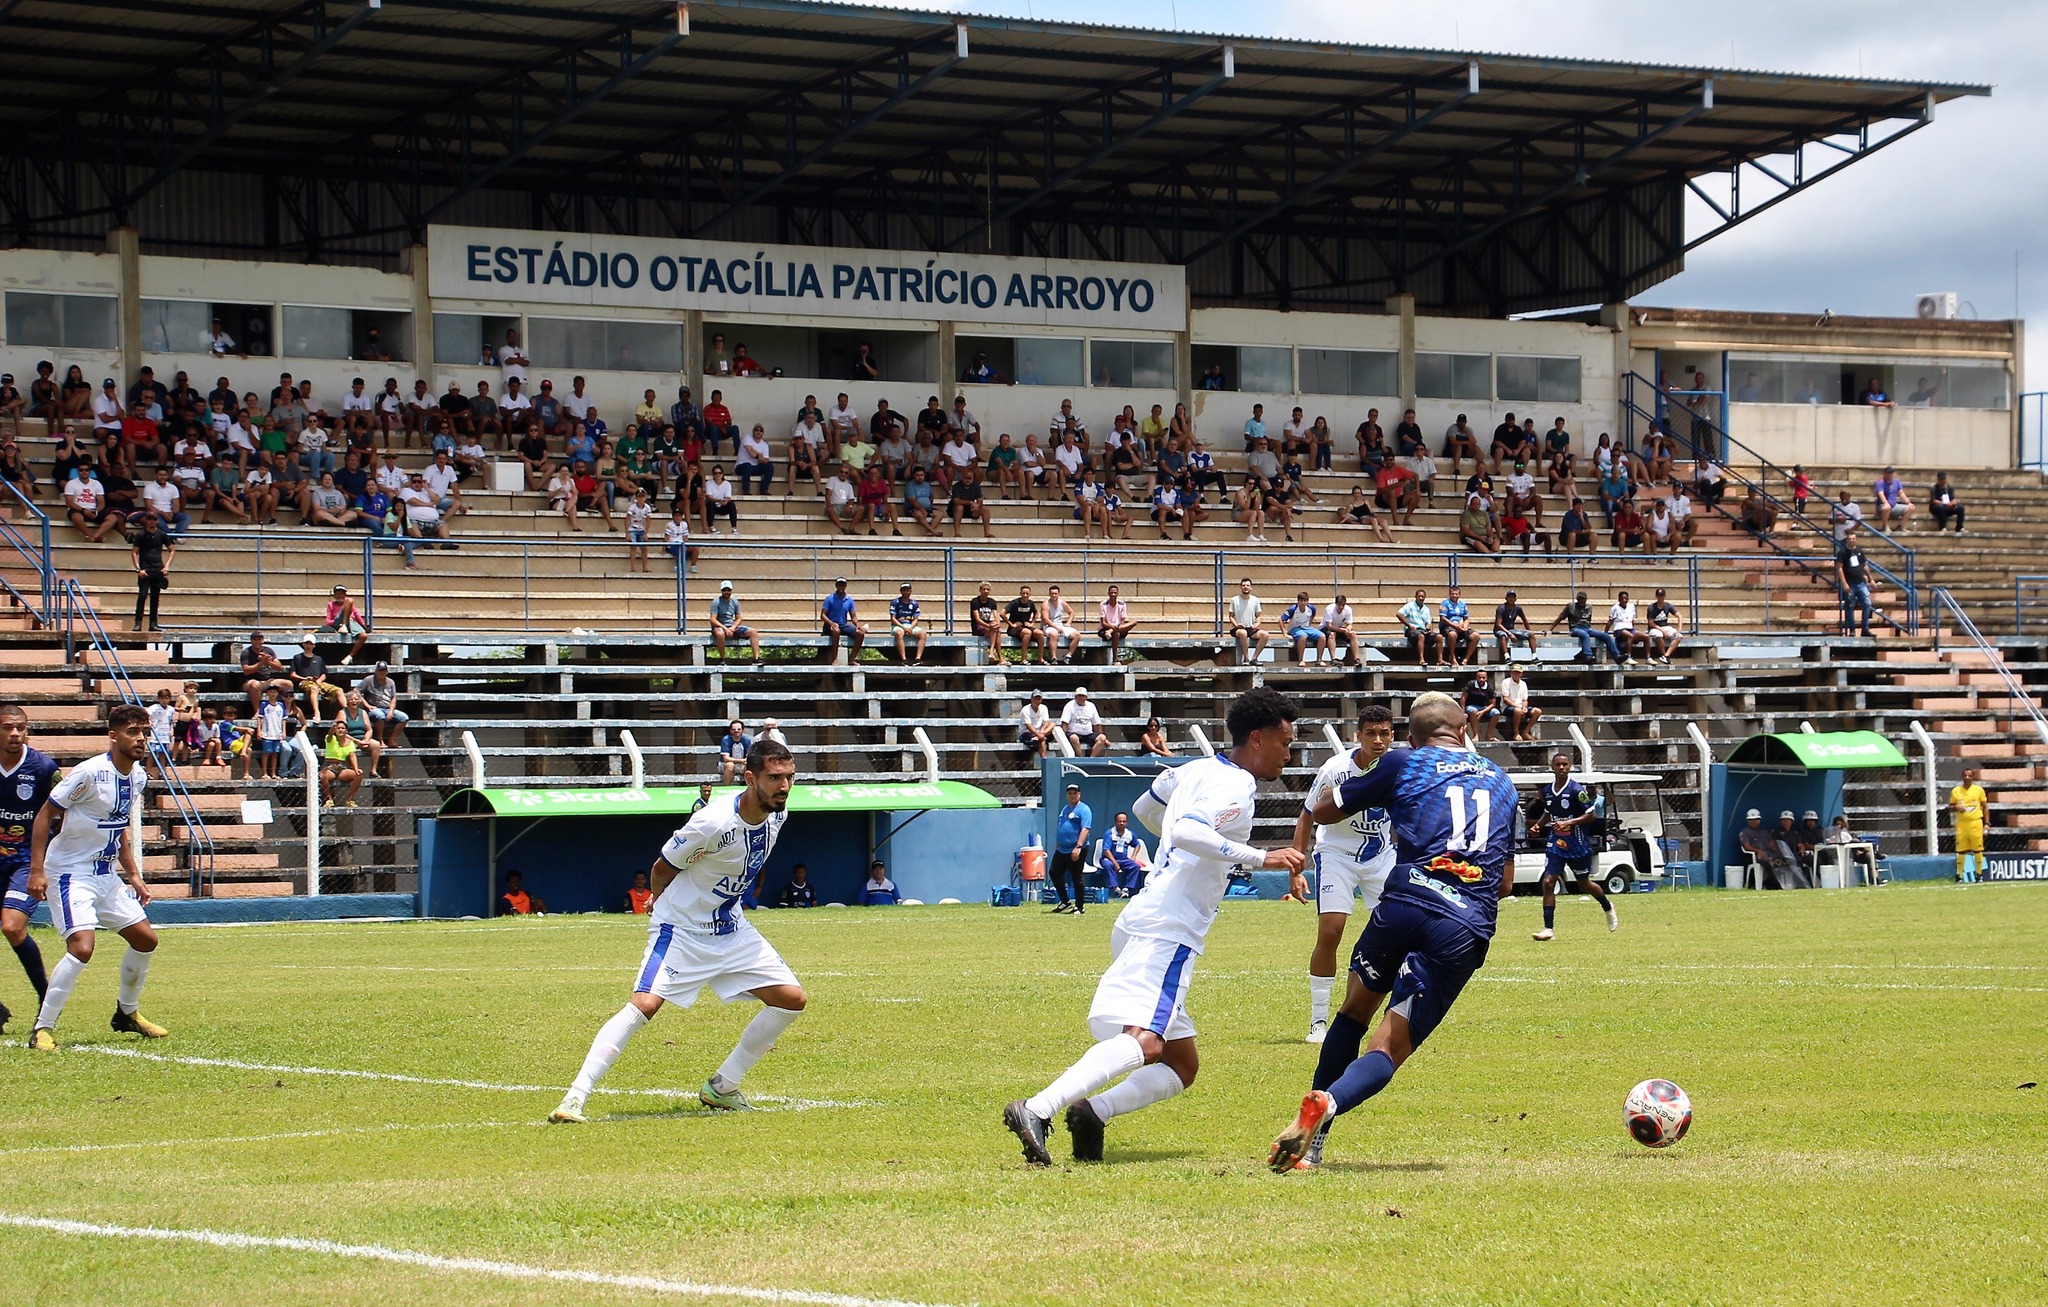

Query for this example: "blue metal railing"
[2023,391,2046,472]
[61,578,215,895]
[0,477,54,625]
[1621,371,1917,633]
[2016,575,2048,636]
[1931,587,2048,750]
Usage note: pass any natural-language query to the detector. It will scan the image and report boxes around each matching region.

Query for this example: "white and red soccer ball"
[1624,1078,1692,1148]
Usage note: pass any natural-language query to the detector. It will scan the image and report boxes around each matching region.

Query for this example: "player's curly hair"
[107,703,150,732]
[1226,686,1298,744]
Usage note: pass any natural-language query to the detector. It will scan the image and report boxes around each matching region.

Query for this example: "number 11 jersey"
[1334,744,1520,938]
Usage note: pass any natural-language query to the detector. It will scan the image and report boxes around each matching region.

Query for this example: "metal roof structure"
[0,0,1988,315]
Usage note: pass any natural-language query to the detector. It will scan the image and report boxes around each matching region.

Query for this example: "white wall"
[1730,403,2012,469]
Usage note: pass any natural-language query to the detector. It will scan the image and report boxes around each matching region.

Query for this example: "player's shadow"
[1314,1160,1448,1174]
[1098,1147,1201,1163]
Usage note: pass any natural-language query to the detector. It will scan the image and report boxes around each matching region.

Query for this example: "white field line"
[0,1213,959,1307]
[0,1120,534,1158]
[73,1048,872,1111]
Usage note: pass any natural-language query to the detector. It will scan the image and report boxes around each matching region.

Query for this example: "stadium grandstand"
[0,0,2038,911]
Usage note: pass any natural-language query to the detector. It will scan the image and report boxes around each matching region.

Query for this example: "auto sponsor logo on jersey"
[1426,853,1485,885]
[1214,804,1242,826]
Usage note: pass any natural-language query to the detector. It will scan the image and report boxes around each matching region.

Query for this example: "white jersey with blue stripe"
[1118,756,1258,954]
[653,794,786,936]
[44,752,145,879]
[1306,748,1395,883]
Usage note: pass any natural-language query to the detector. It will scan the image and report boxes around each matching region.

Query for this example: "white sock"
[568,1004,649,1098]
[1024,1032,1145,1121]
[1309,974,1335,1026]
[36,953,87,1031]
[1087,1063,1186,1122]
[117,948,153,1013]
[715,1004,801,1088]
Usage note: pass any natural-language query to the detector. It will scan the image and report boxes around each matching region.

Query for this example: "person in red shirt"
[730,345,764,377]
[1499,509,1552,555]
[624,870,653,914]
[855,462,898,536]
[1372,462,1418,525]
[571,460,615,531]
[700,389,737,456]
[1610,500,1648,552]
[498,870,548,916]
[117,401,164,476]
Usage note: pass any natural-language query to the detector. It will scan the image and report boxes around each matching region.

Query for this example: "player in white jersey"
[26,704,167,1050]
[1294,705,1398,1048]
[1004,688,1306,1165]
[551,740,802,1121]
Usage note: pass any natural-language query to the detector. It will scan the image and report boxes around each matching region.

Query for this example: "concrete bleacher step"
[171,823,262,842]
[142,852,279,874]
[155,792,246,812]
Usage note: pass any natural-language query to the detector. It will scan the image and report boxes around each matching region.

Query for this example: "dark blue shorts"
[1544,850,1594,878]
[1,861,30,914]
[1348,894,1490,1050]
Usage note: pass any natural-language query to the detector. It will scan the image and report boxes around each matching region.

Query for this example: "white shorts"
[51,870,148,938]
[1648,624,1678,639]
[1313,851,1393,917]
[1087,923,1197,1042]
[632,921,796,1007]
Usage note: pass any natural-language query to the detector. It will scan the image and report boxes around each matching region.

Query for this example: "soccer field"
[0,885,2042,1306]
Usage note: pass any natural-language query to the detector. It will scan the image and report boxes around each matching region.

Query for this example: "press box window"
[1089,340,1173,389]
[434,314,523,367]
[530,318,683,372]
[1299,348,1396,398]
[5,292,118,351]
[1416,352,1492,400]
[284,307,413,362]
[1191,343,1292,392]
[1014,337,1084,388]
[1495,355,1581,404]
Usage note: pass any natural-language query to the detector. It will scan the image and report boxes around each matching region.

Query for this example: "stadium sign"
[1982,854,2048,883]
[429,224,1186,331]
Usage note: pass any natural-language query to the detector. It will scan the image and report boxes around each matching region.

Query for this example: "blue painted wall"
[874,806,1041,903]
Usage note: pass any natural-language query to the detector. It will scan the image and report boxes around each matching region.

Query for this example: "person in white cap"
[1737,809,1800,888]
[1059,686,1109,757]
[757,718,786,747]
[709,582,759,661]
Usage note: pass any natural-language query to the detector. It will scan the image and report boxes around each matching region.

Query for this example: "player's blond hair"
[1408,691,1465,739]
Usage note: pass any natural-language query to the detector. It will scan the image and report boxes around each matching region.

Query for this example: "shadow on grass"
[1095,1148,1202,1164]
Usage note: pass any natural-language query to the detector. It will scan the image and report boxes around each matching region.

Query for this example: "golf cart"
[1503,768,1672,895]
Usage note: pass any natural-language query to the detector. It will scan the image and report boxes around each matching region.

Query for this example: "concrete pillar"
[1391,293,1416,413]
[935,318,956,392]
[683,309,704,393]
[109,226,141,385]
[401,243,433,370]
[1175,283,1194,419]
[1601,302,1632,441]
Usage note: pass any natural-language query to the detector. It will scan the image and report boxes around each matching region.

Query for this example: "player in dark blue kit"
[1532,751,1618,941]
[1269,692,1520,1172]
[0,704,60,1032]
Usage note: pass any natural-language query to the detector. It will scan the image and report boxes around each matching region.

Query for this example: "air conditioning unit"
[1915,292,1958,320]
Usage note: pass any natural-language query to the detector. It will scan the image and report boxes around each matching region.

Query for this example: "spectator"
[1557,496,1597,553]
[1643,588,1683,664]
[1692,458,1728,508]
[853,461,897,536]
[716,719,753,783]
[861,862,901,907]
[624,488,656,572]
[820,576,867,662]
[899,465,942,537]
[702,465,739,535]
[1493,590,1534,660]
[1280,591,1321,663]
[625,869,654,914]
[1319,593,1357,665]
[1060,687,1110,758]
[1456,494,1499,555]
[318,584,372,665]
[338,690,382,780]
[1098,584,1138,663]
[241,631,293,710]
[1439,411,1478,473]
[498,870,549,916]
[1861,377,1893,408]
[706,581,760,661]
[1488,412,1527,472]
[1017,433,1050,496]
[355,661,410,747]
[1241,403,1267,449]
[140,466,187,538]
[1667,485,1697,546]
[307,472,361,530]
[254,686,291,778]
[1499,502,1550,555]
[889,583,929,664]
[1499,664,1541,740]
[1438,586,1475,668]
[1017,690,1053,757]
[967,581,1002,656]
[64,457,125,542]
[1785,463,1814,515]
[777,864,818,909]
[1373,460,1419,525]
[663,504,699,575]
[127,511,175,632]
[734,424,774,495]
[821,461,858,534]
[1872,466,1913,531]
[1549,590,1622,665]
[1929,473,1965,534]
[1004,585,1043,663]
[1231,476,1270,543]
[961,351,1002,384]
[322,718,364,808]
[983,432,1022,499]
[291,635,348,718]
[1836,526,1873,638]
[1608,497,1649,553]
[947,465,993,538]
[1138,715,1172,757]
[1397,588,1438,665]
[1334,484,1394,544]
[1037,585,1081,664]
[1607,590,1640,667]
[1462,669,1501,738]
[1097,813,1151,899]
[690,783,714,814]
[1228,577,1267,665]
[851,343,880,381]
[1793,810,1828,865]
[756,717,787,748]
[1050,784,1092,913]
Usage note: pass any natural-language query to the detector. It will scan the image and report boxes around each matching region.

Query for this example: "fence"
[0,477,53,625]
[2023,391,2046,472]
[2016,576,2048,636]
[1931,587,2048,750]
[59,577,216,895]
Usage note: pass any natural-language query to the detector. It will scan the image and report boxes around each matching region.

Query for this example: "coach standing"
[1050,783,1092,916]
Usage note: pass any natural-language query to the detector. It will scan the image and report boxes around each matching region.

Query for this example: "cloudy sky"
[887,0,2038,386]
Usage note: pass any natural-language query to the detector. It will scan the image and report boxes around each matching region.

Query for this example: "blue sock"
[1543,903,1555,930]
[1328,1049,1398,1114]
[1312,1012,1370,1092]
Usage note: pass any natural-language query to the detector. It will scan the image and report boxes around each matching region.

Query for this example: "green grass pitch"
[0,883,2043,1305]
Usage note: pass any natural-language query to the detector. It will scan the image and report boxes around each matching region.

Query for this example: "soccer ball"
[1624,1078,1692,1148]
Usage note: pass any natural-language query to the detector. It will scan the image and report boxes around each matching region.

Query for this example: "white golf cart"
[1504,768,1671,896]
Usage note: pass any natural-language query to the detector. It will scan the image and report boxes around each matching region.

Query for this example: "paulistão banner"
[429,225,1186,332]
